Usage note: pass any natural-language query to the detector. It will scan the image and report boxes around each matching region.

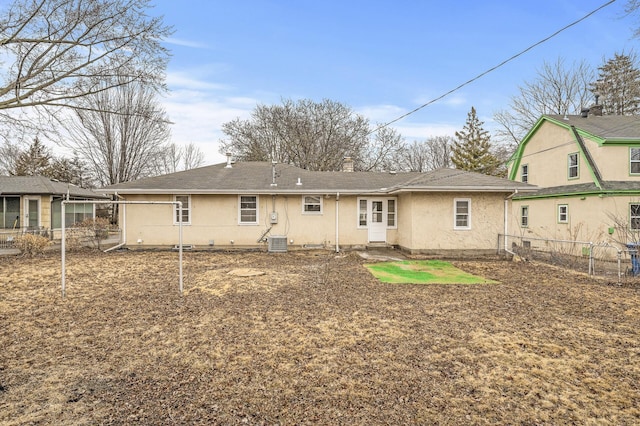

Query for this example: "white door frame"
[24,196,41,229]
[367,199,387,243]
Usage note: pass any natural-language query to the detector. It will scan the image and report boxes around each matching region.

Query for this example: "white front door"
[24,197,40,229]
[368,200,387,243]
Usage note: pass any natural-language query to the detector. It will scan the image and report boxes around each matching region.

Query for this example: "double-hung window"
[631,148,640,175]
[568,153,579,179]
[387,200,396,227]
[521,164,529,183]
[302,195,322,214]
[558,204,568,224]
[174,195,190,224]
[631,204,640,231]
[239,195,258,224]
[520,206,529,227]
[358,199,367,226]
[454,199,471,230]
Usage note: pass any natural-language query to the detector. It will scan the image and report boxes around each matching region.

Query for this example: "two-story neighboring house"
[507,109,640,245]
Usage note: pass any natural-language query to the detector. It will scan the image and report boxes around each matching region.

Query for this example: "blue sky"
[152,0,638,165]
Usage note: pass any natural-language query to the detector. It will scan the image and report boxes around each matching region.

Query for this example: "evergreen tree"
[452,107,504,176]
[12,138,51,176]
[591,52,640,115]
[9,138,92,187]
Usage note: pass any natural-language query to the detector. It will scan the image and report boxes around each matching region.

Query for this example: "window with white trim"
[631,203,640,231]
[568,152,579,179]
[356,198,398,228]
[558,204,568,224]
[302,195,322,214]
[631,148,640,175]
[521,164,528,183]
[387,199,396,227]
[359,199,367,227]
[454,199,471,229]
[174,195,190,224]
[520,205,529,227]
[239,195,258,224]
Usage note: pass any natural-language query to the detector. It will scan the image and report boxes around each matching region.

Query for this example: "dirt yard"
[1,249,639,425]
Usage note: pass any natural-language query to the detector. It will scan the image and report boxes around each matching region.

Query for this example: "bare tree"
[0,141,22,174]
[220,99,371,171]
[0,0,171,143]
[627,0,640,38]
[154,142,205,175]
[359,126,405,171]
[399,136,453,172]
[181,143,205,170]
[65,79,171,186]
[494,58,595,148]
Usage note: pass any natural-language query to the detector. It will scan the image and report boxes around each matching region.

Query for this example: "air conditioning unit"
[268,236,287,253]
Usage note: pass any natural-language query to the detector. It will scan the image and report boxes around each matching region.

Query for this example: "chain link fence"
[497,234,634,282]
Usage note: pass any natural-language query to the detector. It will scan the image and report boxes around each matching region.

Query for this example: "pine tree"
[12,138,51,176]
[591,52,640,115]
[451,107,503,176]
[10,138,92,187]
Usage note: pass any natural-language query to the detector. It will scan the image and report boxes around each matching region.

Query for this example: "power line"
[370,0,617,135]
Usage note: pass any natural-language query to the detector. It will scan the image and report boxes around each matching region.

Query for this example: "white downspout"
[335,192,340,253]
[104,192,126,253]
[504,189,518,256]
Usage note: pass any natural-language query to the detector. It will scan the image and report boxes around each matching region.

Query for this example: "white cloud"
[164,37,210,49]
[355,104,405,123]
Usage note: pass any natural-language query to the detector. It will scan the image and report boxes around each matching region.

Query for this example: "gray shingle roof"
[0,175,106,198]
[394,168,535,192]
[101,162,537,195]
[545,115,640,140]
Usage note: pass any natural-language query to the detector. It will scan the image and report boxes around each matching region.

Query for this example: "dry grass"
[1,250,639,425]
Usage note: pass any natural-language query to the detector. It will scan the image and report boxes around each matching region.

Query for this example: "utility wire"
[370,0,617,135]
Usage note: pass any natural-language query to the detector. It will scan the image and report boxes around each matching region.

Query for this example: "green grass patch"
[365,259,499,284]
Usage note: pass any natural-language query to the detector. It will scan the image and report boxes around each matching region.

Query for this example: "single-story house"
[0,175,107,239]
[101,158,536,255]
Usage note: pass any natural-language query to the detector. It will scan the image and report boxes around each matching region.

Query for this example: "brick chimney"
[590,104,603,116]
[342,157,354,172]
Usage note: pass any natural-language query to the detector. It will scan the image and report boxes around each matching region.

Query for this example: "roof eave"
[388,186,538,194]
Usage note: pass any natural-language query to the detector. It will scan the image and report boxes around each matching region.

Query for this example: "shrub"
[14,233,51,257]
[69,217,114,249]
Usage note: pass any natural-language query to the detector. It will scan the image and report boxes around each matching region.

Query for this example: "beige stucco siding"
[119,192,509,251]
[402,192,507,252]
[512,195,640,243]
[515,121,593,187]
[513,121,640,185]
[121,194,377,248]
[585,139,640,181]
